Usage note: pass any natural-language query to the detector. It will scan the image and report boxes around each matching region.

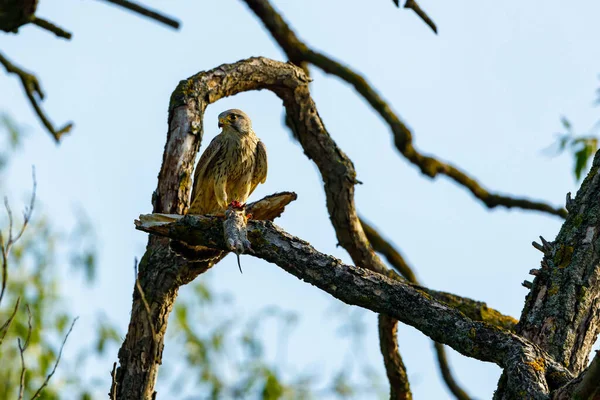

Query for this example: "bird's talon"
[229,200,245,210]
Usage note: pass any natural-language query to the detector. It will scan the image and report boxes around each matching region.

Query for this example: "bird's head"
[218,109,252,134]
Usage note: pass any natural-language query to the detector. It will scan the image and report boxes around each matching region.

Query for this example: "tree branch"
[514,149,600,374]
[552,350,600,400]
[31,17,72,39]
[361,217,472,400]
[30,317,78,400]
[96,0,180,29]
[378,314,412,399]
[0,51,72,143]
[241,0,566,218]
[135,213,575,398]
[402,0,438,34]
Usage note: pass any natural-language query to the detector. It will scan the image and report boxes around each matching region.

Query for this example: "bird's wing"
[190,135,225,202]
[250,140,268,195]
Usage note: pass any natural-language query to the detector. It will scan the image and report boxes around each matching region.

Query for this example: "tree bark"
[136,212,575,399]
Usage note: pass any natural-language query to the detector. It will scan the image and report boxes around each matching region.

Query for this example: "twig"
[0,167,36,305]
[0,51,73,143]
[0,297,20,346]
[18,338,26,400]
[97,0,180,29]
[403,0,437,34]
[109,362,118,400]
[17,305,32,400]
[31,17,72,39]
[30,317,78,400]
[433,343,470,400]
[242,0,566,218]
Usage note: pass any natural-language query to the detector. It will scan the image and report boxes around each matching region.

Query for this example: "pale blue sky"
[1,0,600,398]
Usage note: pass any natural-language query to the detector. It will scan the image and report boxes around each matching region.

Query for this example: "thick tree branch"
[97,0,180,29]
[0,51,72,143]
[515,149,600,373]
[241,0,566,218]
[552,350,600,400]
[136,213,575,398]
[361,217,473,400]
[494,153,600,399]
[122,56,563,399]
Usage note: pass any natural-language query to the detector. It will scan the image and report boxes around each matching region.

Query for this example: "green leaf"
[261,370,284,400]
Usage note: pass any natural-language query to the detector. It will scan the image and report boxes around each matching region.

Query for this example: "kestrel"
[188,109,268,215]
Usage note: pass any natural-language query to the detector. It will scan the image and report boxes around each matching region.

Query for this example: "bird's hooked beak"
[218,117,226,129]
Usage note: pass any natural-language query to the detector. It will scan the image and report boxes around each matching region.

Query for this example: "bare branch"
[360,218,418,283]
[403,0,437,34]
[378,315,412,399]
[31,17,72,39]
[242,0,566,218]
[0,297,20,346]
[0,52,72,142]
[433,343,470,400]
[17,305,32,400]
[96,0,180,29]
[0,167,36,305]
[109,362,118,400]
[17,338,26,400]
[30,317,78,400]
[136,213,574,397]
[361,217,472,399]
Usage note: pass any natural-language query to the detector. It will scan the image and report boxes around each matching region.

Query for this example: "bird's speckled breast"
[220,133,258,202]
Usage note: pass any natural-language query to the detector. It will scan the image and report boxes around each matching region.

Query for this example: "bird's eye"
[230,115,237,120]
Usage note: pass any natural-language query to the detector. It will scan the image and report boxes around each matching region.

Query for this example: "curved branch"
[0,51,73,143]
[552,350,600,399]
[242,0,566,218]
[361,217,473,400]
[136,212,575,398]
[379,315,412,399]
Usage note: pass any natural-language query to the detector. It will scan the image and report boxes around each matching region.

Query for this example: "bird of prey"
[188,109,268,216]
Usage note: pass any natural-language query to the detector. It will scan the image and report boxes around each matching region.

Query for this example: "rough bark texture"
[118,55,599,399]
[115,89,209,398]
[494,151,600,399]
[552,350,600,399]
[135,213,576,399]
[516,151,600,373]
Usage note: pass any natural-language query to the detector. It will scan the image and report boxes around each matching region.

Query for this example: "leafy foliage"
[553,117,599,181]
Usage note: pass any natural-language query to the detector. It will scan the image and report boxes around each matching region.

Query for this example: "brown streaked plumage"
[188,109,268,215]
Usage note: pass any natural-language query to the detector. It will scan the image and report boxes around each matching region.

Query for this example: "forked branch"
[242,0,566,218]
[135,212,574,398]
